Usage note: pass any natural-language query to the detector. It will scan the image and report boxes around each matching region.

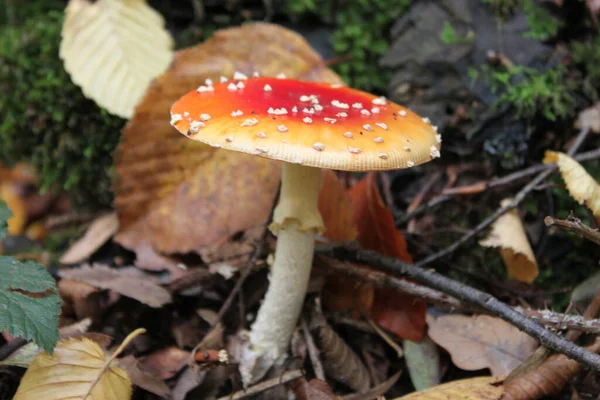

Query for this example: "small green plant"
[472,64,576,121]
[0,202,60,354]
[440,21,475,45]
[572,36,600,101]
[0,12,125,208]
[522,0,561,41]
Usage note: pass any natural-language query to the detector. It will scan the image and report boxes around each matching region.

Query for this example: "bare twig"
[0,338,27,361]
[414,127,590,267]
[397,147,600,224]
[216,369,304,400]
[301,318,325,381]
[545,215,600,247]
[367,319,403,358]
[319,256,600,333]
[319,243,600,372]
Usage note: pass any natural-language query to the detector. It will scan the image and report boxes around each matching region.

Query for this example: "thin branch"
[319,256,600,333]
[216,369,304,400]
[319,244,600,372]
[545,215,600,247]
[414,127,590,267]
[397,146,600,225]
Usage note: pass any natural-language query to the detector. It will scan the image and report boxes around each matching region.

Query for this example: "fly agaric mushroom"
[170,76,441,382]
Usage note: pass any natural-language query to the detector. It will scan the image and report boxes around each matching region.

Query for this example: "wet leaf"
[427,314,537,376]
[393,376,504,400]
[544,151,600,217]
[59,264,172,308]
[60,213,119,264]
[60,0,174,118]
[115,23,342,259]
[480,198,539,283]
[404,335,441,391]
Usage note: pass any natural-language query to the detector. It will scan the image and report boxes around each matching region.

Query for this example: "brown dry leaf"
[139,347,190,380]
[502,339,600,400]
[117,355,170,398]
[309,302,371,392]
[479,198,538,283]
[60,0,174,118]
[60,213,119,264]
[12,329,145,400]
[392,376,503,400]
[344,371,402,400]
[290,378,339,400]
[319,170,357,243]
[427,314,537,377]
[59,264,172,308]
[58,279,103,322]
[115,23,342,261]
[544,151,600,217]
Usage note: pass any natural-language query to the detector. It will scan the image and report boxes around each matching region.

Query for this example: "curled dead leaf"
[544,151,600,217]
[309,301,371,393]
[502,339,600,400]
[60,0,174,118]
[115,23,342,260]
[427,314,537,377]
[480,198,538,283]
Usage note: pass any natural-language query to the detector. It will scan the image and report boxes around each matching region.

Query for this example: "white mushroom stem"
[244,163,324,383]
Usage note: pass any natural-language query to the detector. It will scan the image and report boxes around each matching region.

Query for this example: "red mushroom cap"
[170,77,441,171]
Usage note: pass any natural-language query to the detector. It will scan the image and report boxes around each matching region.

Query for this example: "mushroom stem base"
[242,163,323,384]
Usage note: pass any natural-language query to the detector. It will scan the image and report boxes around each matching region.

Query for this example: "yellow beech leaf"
[13,328,145,400]
[544,150,600,217]
[480,198,538,283]
[393,376,503,400]
[60,0,174,118]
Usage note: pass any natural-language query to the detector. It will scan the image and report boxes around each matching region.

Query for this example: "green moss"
[522,0,561,41]
[572,36,600,101]
[471,64,576,121]
[0,12,125,208]
[286,0,409,93]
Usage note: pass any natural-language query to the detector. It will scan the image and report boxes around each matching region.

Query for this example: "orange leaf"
[319,170,357,243]
[348,172,425,342]
[114,23,343,259]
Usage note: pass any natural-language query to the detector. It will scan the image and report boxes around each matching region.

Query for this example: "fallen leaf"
[544,151,600,217]
[349,173,426,342]
[58,279,103,322]
[319,170,357,243]
[427,314,538,377]
[393,376,503,400]
[480,198,538,283]
[13,328,146,400]
[59,264,172,308]
[575,103,600,133]
[404,335,441,391]
[117,355,171,398]
[502,339,600,400]
[139,347,190,380]
[60,0,174,118]
[114,23,342,260]
[344,371,402,400]
[309,301,371,392]
[60,213,119,264]
[290,378,339,400]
